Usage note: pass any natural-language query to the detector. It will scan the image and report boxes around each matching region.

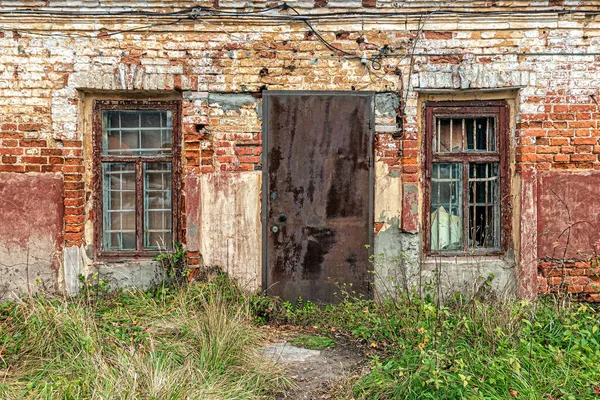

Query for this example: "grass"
[3,273,600,399]
[282,293,600,399]
[0,276,289,399]
[289,334,336,350]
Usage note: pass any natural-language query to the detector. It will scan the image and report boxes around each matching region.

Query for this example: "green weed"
[277,293,600,399]
[289,334,336,350]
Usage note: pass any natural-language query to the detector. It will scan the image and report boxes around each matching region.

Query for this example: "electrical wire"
[403,13,424,109]
[2,5,600,18]
[2,2,600,62]
[283,3,388,68]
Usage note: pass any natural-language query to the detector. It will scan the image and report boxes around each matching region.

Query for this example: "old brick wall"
[1,1,600,298]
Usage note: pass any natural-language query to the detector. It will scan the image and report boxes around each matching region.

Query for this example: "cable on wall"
[2,3,600,62]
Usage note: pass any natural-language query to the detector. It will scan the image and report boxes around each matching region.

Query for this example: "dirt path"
[260,326,367,400]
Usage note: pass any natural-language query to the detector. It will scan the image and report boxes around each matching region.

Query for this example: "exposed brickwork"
[2,3,600,297]
[538,261,600,302]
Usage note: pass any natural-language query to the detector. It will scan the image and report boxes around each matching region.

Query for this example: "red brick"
[536,145,559,153]
[65,215,85,225]
[217,155,234,163]
[61,140,82,148]
[569,104,596,112]
[22,156,47,164]
[24,165,41,173]
[64,158,83,165]
[575,145,593,153]
[571,154,596,162]
[0,165,25,172]
[553,105,569,112]
[234,147,252,155]
[18,123,44,131]
[516,154,536,162]
[0,148,23,155]
[402,165,419,174]
[238,155,261,164]
[572,137,596,145]
[550,113,575,121]
[41,165,63,172]
[561,146,575,153]
[569,120,596,129]
[19,139,46,147]
[237,164,254,171]
[65,224,84,233]
[2,139,18,147]
[64,206,85,216]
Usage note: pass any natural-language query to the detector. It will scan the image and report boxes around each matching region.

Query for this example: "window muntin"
[94,101,180,258]
[434,117,496,153]
[426,104,508,255]
[431,163,463,251]
[102,110,173,156]
[143,162,172,249]
[468,162,500,249]
[102,163,136,250]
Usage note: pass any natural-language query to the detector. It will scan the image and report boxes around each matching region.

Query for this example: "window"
[424,101,510,255]
[93,100,181,258]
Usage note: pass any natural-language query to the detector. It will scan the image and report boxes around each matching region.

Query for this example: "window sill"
[94,252,166,263]
[422,254,512,266]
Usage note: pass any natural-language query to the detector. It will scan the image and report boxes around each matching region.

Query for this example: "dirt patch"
[260,326,367,399]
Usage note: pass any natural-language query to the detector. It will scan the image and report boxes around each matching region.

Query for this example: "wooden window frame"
[92,100,182,260]
[423,100,511,257]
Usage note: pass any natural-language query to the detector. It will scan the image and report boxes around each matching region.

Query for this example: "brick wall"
[2,3,600,297]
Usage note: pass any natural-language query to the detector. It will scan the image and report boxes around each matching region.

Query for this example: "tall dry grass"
[0,280,289,399]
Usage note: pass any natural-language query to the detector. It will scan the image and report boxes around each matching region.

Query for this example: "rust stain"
[265,93,373,303]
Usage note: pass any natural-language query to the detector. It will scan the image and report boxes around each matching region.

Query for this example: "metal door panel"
[263,92,374,303]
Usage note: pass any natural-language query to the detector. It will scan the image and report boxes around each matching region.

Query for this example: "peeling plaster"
[208,93,259,113]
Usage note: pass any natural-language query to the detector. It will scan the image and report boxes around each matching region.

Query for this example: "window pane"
[435,117,495,153]
[102,110,172,156]
[435,118,464,152]
[467,117,495,152]
[103,163,136,250]
[144,162,172,250]
[469,163,500,249]
[431,163,463,251]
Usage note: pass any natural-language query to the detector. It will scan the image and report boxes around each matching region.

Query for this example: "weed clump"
[273,291,600,399]
[0,276,289,399]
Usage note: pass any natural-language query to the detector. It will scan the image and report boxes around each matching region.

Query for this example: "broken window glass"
[428,106,504,254]
[435,117,496,153]
[469,162,499,249]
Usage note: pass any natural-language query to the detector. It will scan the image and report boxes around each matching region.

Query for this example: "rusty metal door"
[262,92,374,304]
